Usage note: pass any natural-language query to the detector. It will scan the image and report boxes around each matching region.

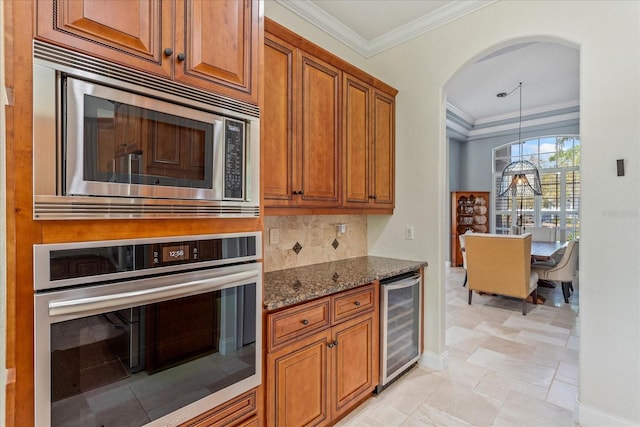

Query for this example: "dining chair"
[458,230,473,286]
[526,226,557,242]
[531,239,579,303]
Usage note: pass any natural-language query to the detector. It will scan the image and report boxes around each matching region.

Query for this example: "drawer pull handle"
[301,319,309,325]
[354,301,361,306]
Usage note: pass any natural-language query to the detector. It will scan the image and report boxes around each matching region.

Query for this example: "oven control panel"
[35,232,261,291]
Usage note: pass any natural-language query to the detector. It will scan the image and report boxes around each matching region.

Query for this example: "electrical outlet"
[269,228,280,245]
[405,226,414,240]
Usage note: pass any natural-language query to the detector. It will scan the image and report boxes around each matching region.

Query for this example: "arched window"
[493,136,580,241]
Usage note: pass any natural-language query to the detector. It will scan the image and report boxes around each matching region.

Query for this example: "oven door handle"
[48,269,259,317]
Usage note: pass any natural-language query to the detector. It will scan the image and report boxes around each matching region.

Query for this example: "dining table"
[531,240,567,261]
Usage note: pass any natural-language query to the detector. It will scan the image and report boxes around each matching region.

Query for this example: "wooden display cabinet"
[451,191,490,267]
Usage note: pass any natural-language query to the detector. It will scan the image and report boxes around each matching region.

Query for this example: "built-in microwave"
[33,41,260,219]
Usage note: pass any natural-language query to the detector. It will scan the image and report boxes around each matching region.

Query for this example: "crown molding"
[473,99,580,126]
[275,0,496,58]
[446,102,475,127]
[446,119,471,138]
[467,112,580,140]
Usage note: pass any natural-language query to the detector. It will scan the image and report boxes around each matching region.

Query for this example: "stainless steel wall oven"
[32,41,260,219]
[34,232,262,427]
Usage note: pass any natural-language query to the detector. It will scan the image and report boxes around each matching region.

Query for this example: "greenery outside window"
[494,136,580,241]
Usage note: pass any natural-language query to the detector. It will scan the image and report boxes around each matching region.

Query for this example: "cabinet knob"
[354,301,361,306]
[301,319,309,325]
[328,342,334,348]
[299,190,304,195]
[333,340,338,347]
[177,52,186,61]
[163,47,173,57]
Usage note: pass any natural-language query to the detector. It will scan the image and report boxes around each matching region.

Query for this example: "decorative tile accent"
[332,239,340,249]
[292,242,302,254]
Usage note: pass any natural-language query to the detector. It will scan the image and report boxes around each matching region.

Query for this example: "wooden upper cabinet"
[36,0,171,77]
[36,0,259,104]
[263,19,396,213]
[262,34,296,206]
[263,33,341,208]
[343,75,395,209]
[298,53,341,207]
[343,74,372,208]
[371,91,395,208]
[174,0,259,103]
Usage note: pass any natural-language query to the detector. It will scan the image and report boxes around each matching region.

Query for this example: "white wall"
[265,1,640,425]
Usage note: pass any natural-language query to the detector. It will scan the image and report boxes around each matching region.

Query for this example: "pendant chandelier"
[497,82,542,198]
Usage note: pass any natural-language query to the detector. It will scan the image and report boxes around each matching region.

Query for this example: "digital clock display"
[162,245,190,262]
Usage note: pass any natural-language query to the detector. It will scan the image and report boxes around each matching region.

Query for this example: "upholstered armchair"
[465,233,539,315]
[532,240,579,303]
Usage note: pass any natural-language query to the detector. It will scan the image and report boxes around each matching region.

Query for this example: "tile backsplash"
[264,215,367,272]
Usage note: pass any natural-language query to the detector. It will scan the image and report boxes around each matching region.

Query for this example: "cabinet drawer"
[268,298,331,351]
[183,389,256,427]
[331,284,375,324]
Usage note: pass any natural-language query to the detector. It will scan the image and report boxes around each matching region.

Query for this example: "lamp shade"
[498,160,542,197]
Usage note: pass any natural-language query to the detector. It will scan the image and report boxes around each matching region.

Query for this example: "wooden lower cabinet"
[182,389,258,427]
[332,315,377,420]
[268,330,332,426]
[266,283,379,426]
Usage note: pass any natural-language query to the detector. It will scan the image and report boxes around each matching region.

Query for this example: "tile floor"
[336,266,579,427]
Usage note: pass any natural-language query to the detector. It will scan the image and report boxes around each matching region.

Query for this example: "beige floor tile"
[555,361,579,386]
[426,381,501,426]
[547,379,578,411]
[498,390,576,427]
[432,356,490,389]
[479,335,538,361]
[349,403,410,427]
[400,403,472,426]
[467,347,557,388]
[340,267,579,426]
[447,325,491,354]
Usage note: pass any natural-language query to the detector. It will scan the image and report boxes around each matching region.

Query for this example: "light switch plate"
[269,228,280,245]
[405,226,414,240]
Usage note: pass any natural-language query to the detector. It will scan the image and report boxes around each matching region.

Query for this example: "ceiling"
[276,0,580,122]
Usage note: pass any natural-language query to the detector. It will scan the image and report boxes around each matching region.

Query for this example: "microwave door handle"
[48,269,259,317]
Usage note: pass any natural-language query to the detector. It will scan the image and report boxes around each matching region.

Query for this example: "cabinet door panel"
[299,55,341,206]
[343,75,371,207]
[332,315,376,418]
[267,332,331,427]
[175,0,258,103]
[371,92,395,207]
[263,35,297,205]
[36,0,171,78]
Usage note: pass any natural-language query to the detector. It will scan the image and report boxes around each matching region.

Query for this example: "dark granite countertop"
[264,256,428,311]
